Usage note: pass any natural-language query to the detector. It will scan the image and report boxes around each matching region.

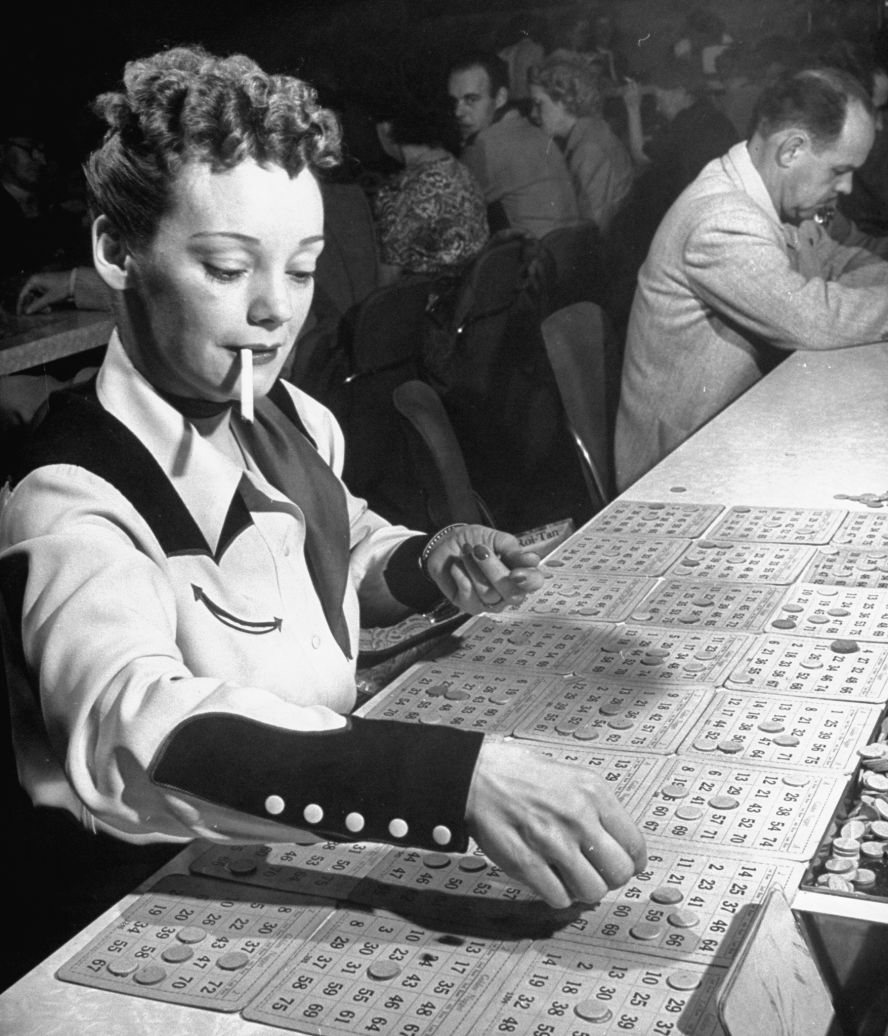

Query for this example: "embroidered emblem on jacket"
[192,584,282,634]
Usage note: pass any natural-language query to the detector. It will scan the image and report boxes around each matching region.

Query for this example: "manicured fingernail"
[472,544,491,560]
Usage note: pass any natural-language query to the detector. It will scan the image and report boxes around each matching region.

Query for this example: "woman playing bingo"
[0,45,645,908]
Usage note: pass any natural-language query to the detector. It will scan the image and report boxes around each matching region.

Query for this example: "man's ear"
[775,130,808,169]
[92,215,133,290]
[494,86,509,112]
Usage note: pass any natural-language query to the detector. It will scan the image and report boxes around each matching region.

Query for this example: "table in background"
[0,342,886,1035]
[0,309,113,375]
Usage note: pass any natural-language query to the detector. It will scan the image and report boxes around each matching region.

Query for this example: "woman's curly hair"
[84,45,342,247]
[528,53,604,118]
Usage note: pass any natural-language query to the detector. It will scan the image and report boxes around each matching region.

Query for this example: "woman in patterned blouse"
[371,97,489,279]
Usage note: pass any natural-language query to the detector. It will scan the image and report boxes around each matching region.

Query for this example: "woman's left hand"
[423,524,544,614]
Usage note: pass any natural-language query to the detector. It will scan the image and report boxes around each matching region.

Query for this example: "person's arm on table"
[684,204,888,348]
[16,265,111,314]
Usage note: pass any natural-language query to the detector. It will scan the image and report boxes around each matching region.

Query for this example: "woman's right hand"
[465,738,647,909]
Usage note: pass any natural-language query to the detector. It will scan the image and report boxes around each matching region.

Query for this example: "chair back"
[392,379,493,530]
[541,302,619,511]
[421,230,536,393]
[537,220,608,315]
[335,278,438,529]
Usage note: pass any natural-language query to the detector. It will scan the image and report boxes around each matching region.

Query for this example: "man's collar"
[730,141,782,226]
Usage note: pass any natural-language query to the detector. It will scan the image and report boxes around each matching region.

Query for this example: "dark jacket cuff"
[383,534,443,613]
[150,713,483,852]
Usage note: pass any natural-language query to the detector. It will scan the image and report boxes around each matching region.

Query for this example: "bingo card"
[766,584,888,642]
[587,500,723,538]
[725,633,888,702]
[677,691,882,771]
[356,662,548,734]
[189,840,383,902]
[244,905,728,1036]
[832,510,888,548]
[511,678,710,754]
[666,540,815,584]
[705,505,845,544]
[637,758,847,859]
[508,571,655,622]
[626,580,787,632]
[56,873,331,1010]
[543,533,691,577]
[800,545,888,589]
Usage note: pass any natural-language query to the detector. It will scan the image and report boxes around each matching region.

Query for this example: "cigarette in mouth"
[240,347,254,423]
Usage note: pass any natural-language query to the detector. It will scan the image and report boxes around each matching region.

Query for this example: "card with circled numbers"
[800,545,888,589]
[676,691,882,771]
[441,614,612,674]
[450,941,727,1036]
[443,616,751,687]
[587,500,724,538]
[725,632,888,702]
[356,662,550,734]
[189,840,383,903]
[666,539,815,584]
[574,624,751,687]
[704,505,845,544]
[552,848,806,967]
[626,579,788,632]
[511,678,711,754]
[831,510,888,548]
[507,571,656,623]
[637,758,847,860]
[543,533,692,577]
[241,904,521,1036]
[56,873,333,1011]
[765,583,888,642]
[243,904,729,1036]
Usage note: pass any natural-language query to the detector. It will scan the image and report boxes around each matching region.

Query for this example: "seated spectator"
[715,36,796,138]
[672,6,734,77]
[606,52,740,332]
[585,6,630,87]
[371,97,489,280]
[494,13,549,108]
[0,120,87,299]
[623,53,739,197]
[615,67,888,490]
[528,52,634,233]
[447,50,579,238]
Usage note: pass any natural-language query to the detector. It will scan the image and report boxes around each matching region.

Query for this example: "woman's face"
[117,159,324,402]
[529,84,575,138]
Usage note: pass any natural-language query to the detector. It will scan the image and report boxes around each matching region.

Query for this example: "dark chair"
[334,277,439,529]
[423,232,592,534]
[537,219,609,316]
[420,229,535,394]
[392,379,494,530]
[540,302,621,511]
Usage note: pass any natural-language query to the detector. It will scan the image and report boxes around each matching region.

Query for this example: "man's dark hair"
[447,51,510,97]
[85,44,341,248]
[752,66,874,149]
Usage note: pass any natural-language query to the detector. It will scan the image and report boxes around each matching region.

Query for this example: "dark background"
[1,0,882,173]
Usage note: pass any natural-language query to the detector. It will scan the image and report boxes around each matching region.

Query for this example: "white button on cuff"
[432,825,452,846]
[311,635,322,649]
[303,803,324,824]
[264,795,285,816]
[345,812,365,833]
[388,818,409,839]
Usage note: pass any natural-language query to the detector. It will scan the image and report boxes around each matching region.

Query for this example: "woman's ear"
[92,215,132,290]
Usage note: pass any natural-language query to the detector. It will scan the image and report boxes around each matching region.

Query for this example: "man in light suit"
[615,66,888,491]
